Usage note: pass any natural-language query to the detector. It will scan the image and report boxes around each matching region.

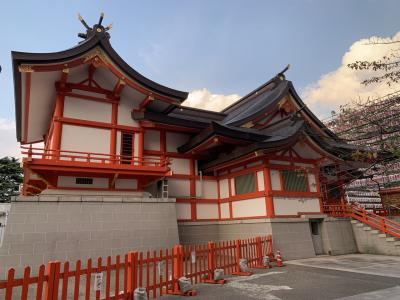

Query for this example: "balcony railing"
[21,146,169,168]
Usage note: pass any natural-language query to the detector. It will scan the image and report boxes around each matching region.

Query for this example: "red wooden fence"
[0,235,274,300]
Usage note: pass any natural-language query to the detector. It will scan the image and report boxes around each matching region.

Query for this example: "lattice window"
[121,132,133,164]
[235,173,256,195]
[282,170,308,192]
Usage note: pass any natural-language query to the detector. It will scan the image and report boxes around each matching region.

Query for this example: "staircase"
[325,204,400,255]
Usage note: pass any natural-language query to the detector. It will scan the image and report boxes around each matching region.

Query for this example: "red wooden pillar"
[51,93,65,158]
[207,242,215,280]
[170,245,183,294]
[263,166,275,218]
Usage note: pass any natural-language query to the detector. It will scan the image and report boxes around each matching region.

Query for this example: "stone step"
[378,233,387,238]
[355,223,364,227]
[351,220,359,224]
[371,230,380,234]
[394,241,400,246]
[363,226,372,231]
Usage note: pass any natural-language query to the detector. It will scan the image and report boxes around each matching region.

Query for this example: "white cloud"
[302,32,400,119]
[183,88,241,112]
[0,118,20,158]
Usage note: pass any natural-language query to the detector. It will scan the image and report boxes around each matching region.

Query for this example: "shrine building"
[0,16,369,276]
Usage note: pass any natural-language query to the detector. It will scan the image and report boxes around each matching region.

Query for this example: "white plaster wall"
[308,173,317,192]
[196,180,218,199]
[232,197,266,218]
[144,130,160,151]
[176,203,191,220]
[57,176,109,188]
[63,96,112,123]
[230,178,236,196]
[115,179,138,190]
[170,158,190,175]
[143,155,159,166]
[117,88,142,127]
[273,197,321,215]
[219,179,229,199]
[168,179,190,197]
[27,71,59,143]
[166,132,190,152]
[257,171,264,191]
[116,131,121,155]
[220,203,230,219]
[197,204,219,219]
[61,124,110,154]
[270,170,281,190]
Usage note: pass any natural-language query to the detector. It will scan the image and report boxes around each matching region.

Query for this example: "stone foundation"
[321,217,358,255]
[178,217,318,260]
[0,197,179,279]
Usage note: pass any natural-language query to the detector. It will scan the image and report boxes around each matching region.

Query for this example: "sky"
[1,0,400,157]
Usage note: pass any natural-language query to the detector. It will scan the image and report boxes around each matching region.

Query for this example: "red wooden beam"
[139,95,154,111]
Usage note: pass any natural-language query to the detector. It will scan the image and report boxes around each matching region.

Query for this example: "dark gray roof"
[12,30,188,142]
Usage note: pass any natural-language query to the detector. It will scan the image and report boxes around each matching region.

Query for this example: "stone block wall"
[0,199,179,279]
[179,218,317,260]
[320,217,358,255]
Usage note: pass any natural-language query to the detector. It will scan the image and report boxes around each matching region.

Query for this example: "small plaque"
[94,272,103,291]
[191,251,196,263]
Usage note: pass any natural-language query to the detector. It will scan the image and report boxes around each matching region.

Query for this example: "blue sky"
[0,0,399,156]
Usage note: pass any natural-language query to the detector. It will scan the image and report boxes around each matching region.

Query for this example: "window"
[235,173,256,195]
[282,170,308,192]
[75,178,93,185]
[121,132,133,164]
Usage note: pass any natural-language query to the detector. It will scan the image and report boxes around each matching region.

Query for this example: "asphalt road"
[160,255,400,300]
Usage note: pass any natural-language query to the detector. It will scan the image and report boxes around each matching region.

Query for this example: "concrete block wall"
[321,217,358,255]
[179,218,316,260]
[269,219,316,260]
[351,220,400,256]
[0,199,179,279]
[178,219,272,245]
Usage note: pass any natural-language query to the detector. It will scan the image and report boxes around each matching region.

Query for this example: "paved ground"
[160,254,400,300]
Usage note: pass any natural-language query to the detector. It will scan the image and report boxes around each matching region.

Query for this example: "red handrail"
[21,146,169,168]
[324,203,400,238]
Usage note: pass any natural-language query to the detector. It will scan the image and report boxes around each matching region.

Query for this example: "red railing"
[0,235,274,300]
[324,203,400,238]
[21,146,168,168]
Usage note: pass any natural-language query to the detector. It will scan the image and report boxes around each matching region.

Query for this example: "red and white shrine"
[13,17,365,223]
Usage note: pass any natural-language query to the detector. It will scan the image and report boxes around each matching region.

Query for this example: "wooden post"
[170,245,183,294]
[255,237,263,267]
[127,251,138,296]
[207,242,215,280]
[45,261,61,300]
